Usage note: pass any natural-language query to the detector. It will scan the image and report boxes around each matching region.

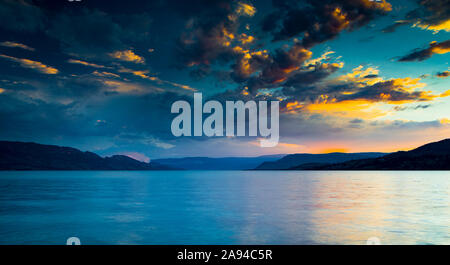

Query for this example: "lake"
[0,171,448,245]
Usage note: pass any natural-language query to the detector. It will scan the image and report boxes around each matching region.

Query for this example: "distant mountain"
[300,139,450,170]
[255,152,387,170]
[3,138,448,171]
[153,155,285,170]
[0,141,172,170]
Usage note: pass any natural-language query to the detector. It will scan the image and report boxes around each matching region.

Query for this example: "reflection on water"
[0,171,448,244]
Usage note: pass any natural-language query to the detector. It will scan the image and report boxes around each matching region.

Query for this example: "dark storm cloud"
[0,0,44,32]
[175,0,247,69]
[382,0,450,33]
[90,91,191,140]
[233,46,346,96]
[405,0,450,30]
[279,72,447,111]
[169,0,233,18]
[242,43,314,93]
[0,88,188,147]
[47,9,152,57]
[398,40,450,62]
[436,70,450,77]
[211,47,343,100]
[339,80,422,102]
[214,64,441,115]
[284,61,342,87]
[0,93,84,140]
[174,0,393,96]
[1,0,448,157]
[13,73,112,101]
[262,0,392,47]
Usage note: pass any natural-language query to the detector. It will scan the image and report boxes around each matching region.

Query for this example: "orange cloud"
[235,2,256,17]
[0,41,34,51]
[436,71,450,78]
[304,51,337,67]
[120,69,155,80]
[429,41,450,54]
[92,71,120,78]
[399,40,450,61]
[238,33,255,45]
[414,19,450,33]
[306,99,386,119]
[109,50,145,64]
[233,47,269,78]
[440,118,450,124]
[0,54,58,74]
[337,65,382,85]
[103,80,161,94]
[118,67,197,91]
[68,59,108,68]
[284,101,304,113]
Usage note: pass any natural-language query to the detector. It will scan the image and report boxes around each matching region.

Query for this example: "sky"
[0,0,449,160]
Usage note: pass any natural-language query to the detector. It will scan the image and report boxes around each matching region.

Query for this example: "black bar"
[0,245,444,264]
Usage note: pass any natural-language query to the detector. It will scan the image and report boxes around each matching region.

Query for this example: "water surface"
[0,171,448,244]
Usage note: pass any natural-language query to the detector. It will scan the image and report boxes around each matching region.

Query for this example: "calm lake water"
[0,171,448,245]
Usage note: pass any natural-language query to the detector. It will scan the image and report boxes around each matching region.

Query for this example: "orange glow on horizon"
[306,99,386,119]
[319,148,349,154]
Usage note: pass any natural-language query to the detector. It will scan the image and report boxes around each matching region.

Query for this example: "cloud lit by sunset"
[0,0,448,158]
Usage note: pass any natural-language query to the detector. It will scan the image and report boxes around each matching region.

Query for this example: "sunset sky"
[0,0,449,160]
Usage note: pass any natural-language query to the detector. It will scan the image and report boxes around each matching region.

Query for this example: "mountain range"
[0,141,171,170]
[0,139,449,170]
[254,152,387,170]
[153,155,284,170]
[299,138,450,170]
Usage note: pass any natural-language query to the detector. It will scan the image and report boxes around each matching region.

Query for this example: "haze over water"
[0,171,448,245]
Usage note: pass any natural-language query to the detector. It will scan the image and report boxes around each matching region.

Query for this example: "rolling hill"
[296,139,450,170]
[0,141,172,170]
[153,155,285,170]
[255,152,387,170]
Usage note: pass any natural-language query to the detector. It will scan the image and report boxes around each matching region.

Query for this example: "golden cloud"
[68,59,108,68]
[337,65,382,86]
[118,68,156,80]
[0,41,34,51]
[235,2,256,17]
[92,71,120,78]
[103,80,161,94]
[238,33,255,45]
[118,67,197,91]
[414,17,450,33]
[0,54,58,74]
[306,99,387,119]
[109,50,145,64]
[429,41,450,54]
[399,40,450,61]
[436,70,450,78]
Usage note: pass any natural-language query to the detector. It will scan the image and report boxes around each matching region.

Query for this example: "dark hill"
[0,141,171,170]
[255,152,387,170]
[299,139,450,170]
[153,155,284,170]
